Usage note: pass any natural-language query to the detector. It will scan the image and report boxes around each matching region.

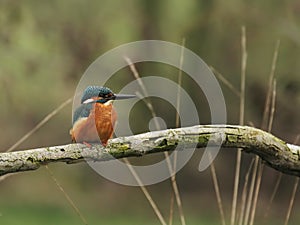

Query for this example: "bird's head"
[81,86,135,105]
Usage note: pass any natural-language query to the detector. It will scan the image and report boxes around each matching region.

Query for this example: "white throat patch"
[104,100,113,106]
[83,98,95,104]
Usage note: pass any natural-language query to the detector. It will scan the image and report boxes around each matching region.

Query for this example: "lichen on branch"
[0,125,299,177]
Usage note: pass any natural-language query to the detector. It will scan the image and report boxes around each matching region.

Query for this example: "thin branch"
[171,38,186,225]
[267,79,277,133]
[124,57,166,224]
[124,57,160,129]
[6,97,72,152]
[176,38,185,127]
[168,38,186,225]
[249,78,277,225]
[243,157,259,225]
[210,161,226,225]
[249,162,263,225]
[3,97,87,225]
[240,25,247,126]
[261,40,280,130]
[45,165,88,225]
[249,41,280,225]
[168,193,175,225]
[264,172,282,219]
[125,56,186,225]
[284,177,299,225]
[210,66,240,97]
[284,135,300,225]
[265,136,300,220]
[0,125,299,177]
[232,25,247,225]
[123,158,167,225]
[238,159,254,225]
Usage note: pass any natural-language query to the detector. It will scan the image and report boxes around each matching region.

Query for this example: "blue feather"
[81,86,113,103]
[73,86,114,124]
[73,103,93,124]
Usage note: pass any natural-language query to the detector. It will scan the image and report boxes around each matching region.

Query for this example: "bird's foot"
[83,141,92,148]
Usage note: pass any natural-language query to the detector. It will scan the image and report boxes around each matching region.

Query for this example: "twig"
[168,193,175,225]
[238,159,255,225]
[261,40,280,130]
[264,172,282,219]
[123,158,167,225]
[249,162,263,225]
[125,56,186,225]
[123,57,166,224]
[231,25,247,225]
[240,25,247,126]
[210,66,241,97]
[209,67,232,225]
[3,97,87,225]
[6,97,72,152]
[46,165,88,225]
[170,38,186,225]
[267,79,277,133]
[284,177,299,225]
[249,41,280,225]
[176,38,185,127]
[283,135,300,225]
[210,161,226,225]
[243,157,259,225]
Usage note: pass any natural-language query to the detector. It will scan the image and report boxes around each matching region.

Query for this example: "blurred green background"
[0,0,299,224]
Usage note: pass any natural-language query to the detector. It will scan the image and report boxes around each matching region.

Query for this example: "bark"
[0,125,299,177]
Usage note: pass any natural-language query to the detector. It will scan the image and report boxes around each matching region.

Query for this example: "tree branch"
[1,125,299,177]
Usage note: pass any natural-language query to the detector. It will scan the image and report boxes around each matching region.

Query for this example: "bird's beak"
[114,94,136,100]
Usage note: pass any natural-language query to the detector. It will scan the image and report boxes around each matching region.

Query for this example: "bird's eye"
[104,93,113,98]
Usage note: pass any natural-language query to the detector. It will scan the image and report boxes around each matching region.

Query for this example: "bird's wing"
[72,103,94,124]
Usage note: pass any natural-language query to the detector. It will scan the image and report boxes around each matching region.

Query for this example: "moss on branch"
[0,125,299,177]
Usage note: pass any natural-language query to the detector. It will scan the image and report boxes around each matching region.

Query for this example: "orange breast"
[70,103,117,146]
[94,103,117,145]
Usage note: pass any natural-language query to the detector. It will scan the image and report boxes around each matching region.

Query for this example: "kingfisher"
[70,86,135,146]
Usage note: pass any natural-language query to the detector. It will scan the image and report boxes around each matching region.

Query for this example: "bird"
[70,86,135,146]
